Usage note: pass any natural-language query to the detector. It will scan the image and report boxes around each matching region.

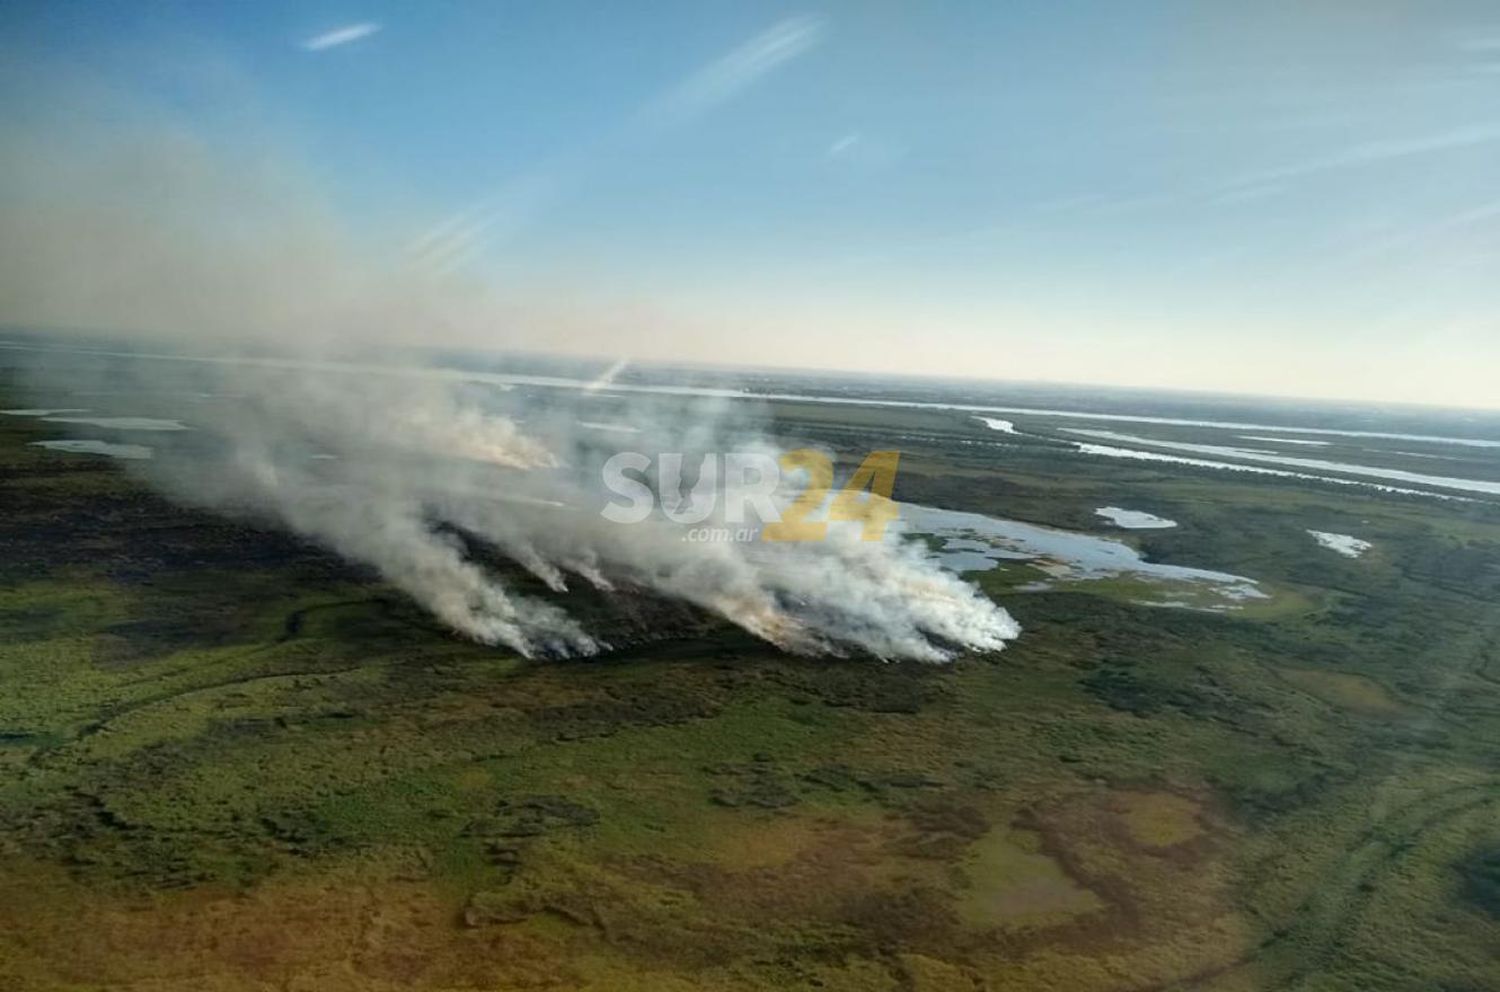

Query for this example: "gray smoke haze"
[1,65,1020,662]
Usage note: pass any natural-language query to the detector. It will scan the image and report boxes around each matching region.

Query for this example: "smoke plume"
[0,63,1020,662]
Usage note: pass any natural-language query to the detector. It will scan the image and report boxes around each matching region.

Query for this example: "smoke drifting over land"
[1,66,1020,662]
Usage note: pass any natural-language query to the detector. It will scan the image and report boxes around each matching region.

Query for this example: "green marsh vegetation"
[2,389,1498,990]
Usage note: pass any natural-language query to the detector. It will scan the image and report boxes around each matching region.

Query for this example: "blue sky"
[4,2,1500,405]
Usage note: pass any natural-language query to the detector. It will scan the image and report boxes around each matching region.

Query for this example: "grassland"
[1,388,1498,990]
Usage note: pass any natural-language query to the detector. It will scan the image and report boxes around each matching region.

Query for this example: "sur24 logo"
[601,449,901,541]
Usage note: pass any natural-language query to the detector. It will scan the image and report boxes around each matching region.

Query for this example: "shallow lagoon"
[902,503,1264,609]
[30,439,153,460]
[1066,429,1500,497]
[42,415,188,431]
[1095,506,1177,529]
[1308,530,1371,558]
[2,409,188,431]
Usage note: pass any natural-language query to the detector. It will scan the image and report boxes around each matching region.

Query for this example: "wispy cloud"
[301,22,381,52]
[407,174,561,272]
[1208,182,1287,205]
[1459,35,1500,74]
[1341,196,1500,265]
[409,15,825,272]
[826,132,860,158]
[1458,35,1500,53]
[638,15,826,129]
[1217,122,1500,194]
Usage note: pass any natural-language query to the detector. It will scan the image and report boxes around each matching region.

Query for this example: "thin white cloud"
[1208,182,1287,205]
[408,174,561,272]
[301,22,381,52]
[1034,192,1112,212]
[1458,36,1500,53]
[1341,196,1500,264]
[409,15,825,271]
[827,131,860,158]
[1218,122,1500,194]
[1459,33,1500,72]
[638,15,826,129]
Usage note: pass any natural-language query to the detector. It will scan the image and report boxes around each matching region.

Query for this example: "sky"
[2,1,1500,407]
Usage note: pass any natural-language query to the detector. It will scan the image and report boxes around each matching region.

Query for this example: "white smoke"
[0,61,1020,662]
[107,360,1019,661]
